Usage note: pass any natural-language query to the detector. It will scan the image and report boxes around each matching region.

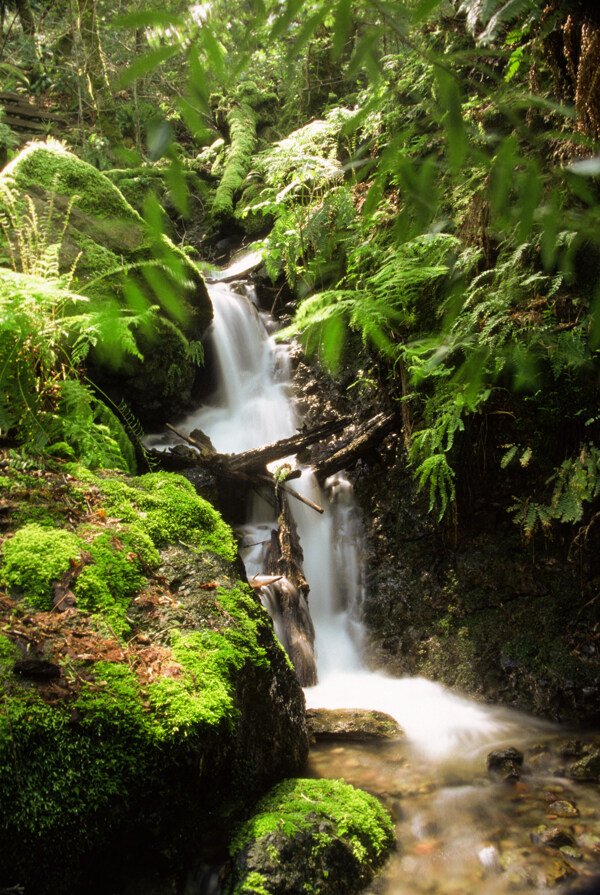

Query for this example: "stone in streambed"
[306,708,404,741]
[569,748,600,782]
[487,746,524,781]
[223,777,395,895]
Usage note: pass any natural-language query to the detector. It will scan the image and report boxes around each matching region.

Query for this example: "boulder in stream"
[223,777,395,895]
[307,707,404,741]
[0,466,308,895]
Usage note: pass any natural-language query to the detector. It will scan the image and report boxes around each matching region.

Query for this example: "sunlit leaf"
[164,155,189,219]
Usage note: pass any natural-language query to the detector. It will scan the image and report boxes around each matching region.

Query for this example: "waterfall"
[162,271,600,895]
[168,277,552,764]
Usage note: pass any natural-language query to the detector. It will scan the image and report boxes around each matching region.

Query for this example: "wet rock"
[306,708,404,741]
[544,854,578,885]
[547,800,580,819]
[223,778,395,895]
[487,747,524,780]
[531,825,577,848]
[570,748,600,782]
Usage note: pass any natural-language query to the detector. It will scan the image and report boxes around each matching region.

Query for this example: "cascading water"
[165,272,600,895]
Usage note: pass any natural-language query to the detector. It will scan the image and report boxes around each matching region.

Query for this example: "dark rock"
[531,826,577,849]
[547,800,579,818]
[487,746,524,779]
[569,748,600,782]
[13,658,61,680]
[306,708,404,741]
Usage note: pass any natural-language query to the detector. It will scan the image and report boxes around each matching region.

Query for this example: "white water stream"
[165,275,600,894]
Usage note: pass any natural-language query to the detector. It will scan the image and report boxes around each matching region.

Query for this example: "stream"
[154,269,600,894]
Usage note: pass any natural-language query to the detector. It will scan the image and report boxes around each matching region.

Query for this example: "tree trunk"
[75,0,122,146]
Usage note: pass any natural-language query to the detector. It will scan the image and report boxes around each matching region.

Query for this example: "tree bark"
[75,0,122,146]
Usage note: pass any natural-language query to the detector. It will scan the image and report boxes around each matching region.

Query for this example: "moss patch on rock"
[0,462,308,894]
[224,777,394,895]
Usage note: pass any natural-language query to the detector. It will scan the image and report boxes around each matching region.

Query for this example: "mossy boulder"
[0,463,308,894]
[224,778,394,895]
[0,139,213,424]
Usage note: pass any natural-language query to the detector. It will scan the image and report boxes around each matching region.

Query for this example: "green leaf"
[517,160,542,243]
[270,0,306,41]
[164,154,189,219]
[332,0,352,60]
[112,11,184,29]
[201,27,227,81]
[435,66,467,173]
[117,45,180,88]
[412,0,445,23]
[286,8,328,60]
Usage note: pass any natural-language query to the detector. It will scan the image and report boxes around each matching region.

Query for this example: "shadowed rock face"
[306,707,404,741]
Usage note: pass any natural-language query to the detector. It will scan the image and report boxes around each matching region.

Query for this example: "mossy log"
[213,102,257,220]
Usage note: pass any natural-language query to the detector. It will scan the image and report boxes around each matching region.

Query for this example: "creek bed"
[308,731,600,894]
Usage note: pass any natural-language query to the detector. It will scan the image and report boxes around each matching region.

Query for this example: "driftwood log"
[262,491,317,686]
[313,411,397,484]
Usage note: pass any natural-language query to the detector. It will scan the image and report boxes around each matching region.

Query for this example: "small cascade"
[170,276,541,760]
[179,281,295,454]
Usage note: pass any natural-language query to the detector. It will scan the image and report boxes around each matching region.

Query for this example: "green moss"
[4,139,142,223]
[0,671,159,889]
[148,584,270,737]
[231,778,393,862]
[1,524,82,608]
[227,778,394,895]
[74,526,160,636]
[235,871,271,895]
[0,632,18,673]
[105,168,166,212]
[93,471,237,559]
[213,103,257,219]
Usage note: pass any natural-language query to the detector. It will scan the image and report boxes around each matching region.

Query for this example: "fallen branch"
[314,411,397,483]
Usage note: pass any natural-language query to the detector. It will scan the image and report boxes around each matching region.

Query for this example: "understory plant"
[0,178,156,471]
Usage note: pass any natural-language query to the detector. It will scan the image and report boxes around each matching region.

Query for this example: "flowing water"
[163,274,600,894]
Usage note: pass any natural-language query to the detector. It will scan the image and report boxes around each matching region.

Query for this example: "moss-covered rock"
[0,139,213,424]
[0,463,308,894]
[224,778,394,895]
